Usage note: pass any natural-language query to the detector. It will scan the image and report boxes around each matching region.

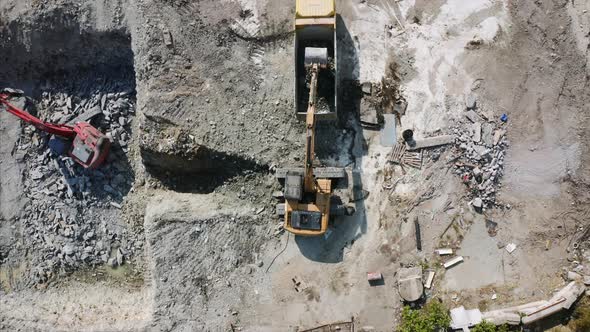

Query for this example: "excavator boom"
[304,63,319,193]
[0,93,76,138]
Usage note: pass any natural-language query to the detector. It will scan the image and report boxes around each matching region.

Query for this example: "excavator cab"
[70,122,111,169]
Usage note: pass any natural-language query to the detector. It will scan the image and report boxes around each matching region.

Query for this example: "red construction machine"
[0,91,110,169]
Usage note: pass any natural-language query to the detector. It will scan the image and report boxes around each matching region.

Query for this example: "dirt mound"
[144,192,271,331]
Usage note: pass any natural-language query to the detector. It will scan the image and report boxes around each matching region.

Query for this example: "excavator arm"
[304,63,319,193]
[0,93,76,139]
[0,91,110,169]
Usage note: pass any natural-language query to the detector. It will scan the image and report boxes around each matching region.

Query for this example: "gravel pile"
[5,84,140,285]
[452,107,509,209]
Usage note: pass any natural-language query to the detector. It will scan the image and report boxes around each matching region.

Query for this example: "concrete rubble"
[4,85,139,285]
[450,281,587,330]
[452,105,509,209]
[398,267,423,302]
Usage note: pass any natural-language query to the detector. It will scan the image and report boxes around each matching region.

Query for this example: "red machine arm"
[0,93,76,139]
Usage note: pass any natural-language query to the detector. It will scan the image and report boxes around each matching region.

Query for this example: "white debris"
[450,306,483,330]
[505,243,517,254]
[444,256,464,269]
[435,248,453,256]
[424,271,435,289]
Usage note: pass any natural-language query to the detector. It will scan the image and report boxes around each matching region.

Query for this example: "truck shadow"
[295,14,369,263]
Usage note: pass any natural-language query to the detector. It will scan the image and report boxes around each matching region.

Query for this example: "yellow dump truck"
[295,0,337,120]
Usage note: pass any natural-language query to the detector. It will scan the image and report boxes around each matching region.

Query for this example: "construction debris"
[435,248,453,256]
[406,135,455,151]
[450,306,483,331]
[424,270,435,289]
[398,267,423,302]
[367,272,383,283]
[388,143,422,169]
[476,281,587,327]
[453,108,508,208]
[444,256,464,269]
[389,143,406,164]
[292,276,308,292]
[2,85,137,285]
[505,243,517,254]
[414,217,422,251]
[380,114,397,146]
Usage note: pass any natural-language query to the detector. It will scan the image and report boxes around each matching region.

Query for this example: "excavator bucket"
[304,47,328,68]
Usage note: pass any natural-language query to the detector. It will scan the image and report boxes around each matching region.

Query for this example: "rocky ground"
[0,0,589,331]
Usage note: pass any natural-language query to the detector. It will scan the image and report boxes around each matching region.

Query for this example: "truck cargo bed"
[295,23,337,120]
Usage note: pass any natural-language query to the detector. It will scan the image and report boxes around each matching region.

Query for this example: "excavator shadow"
[143,149,268,194]
[52,142,135,201]
[294,14,368,263]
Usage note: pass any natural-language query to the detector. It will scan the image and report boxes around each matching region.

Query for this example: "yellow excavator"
[276,0,353,236]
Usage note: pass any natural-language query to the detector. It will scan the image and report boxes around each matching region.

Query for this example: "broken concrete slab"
[361,82,372,95]
[464,110,481,123]
[67,106,102,125]
[444,256,464,269]
[435,248,453,256]
[163,28,173,47]
[567,271,582,281]
[505,243,517,254]
[548,281,586,310]
[481,310,522,326]
[472,282,587,327]
[398,267,423,302]
[450,306,482,330]
[359,98,380,126]
[406,135,454,151]
[493,129,505,145]
[472,122,481,142]
[465,93,477,109]
[481,123,494,146]
[424,271,435,289]
[380,114,397,147]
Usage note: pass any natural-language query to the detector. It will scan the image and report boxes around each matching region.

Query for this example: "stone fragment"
[493,129,505,145]
[465,93,477,109]
[473,197,483,209]
[63,244,75,256]
[473,122,481,142]
[567,271,582,281]
[464,110,480,123]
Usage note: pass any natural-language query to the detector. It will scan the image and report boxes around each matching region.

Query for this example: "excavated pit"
[0,9,134,97]
[0,8,140,289]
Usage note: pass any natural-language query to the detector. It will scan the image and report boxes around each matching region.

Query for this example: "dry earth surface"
[0,0,589,331]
